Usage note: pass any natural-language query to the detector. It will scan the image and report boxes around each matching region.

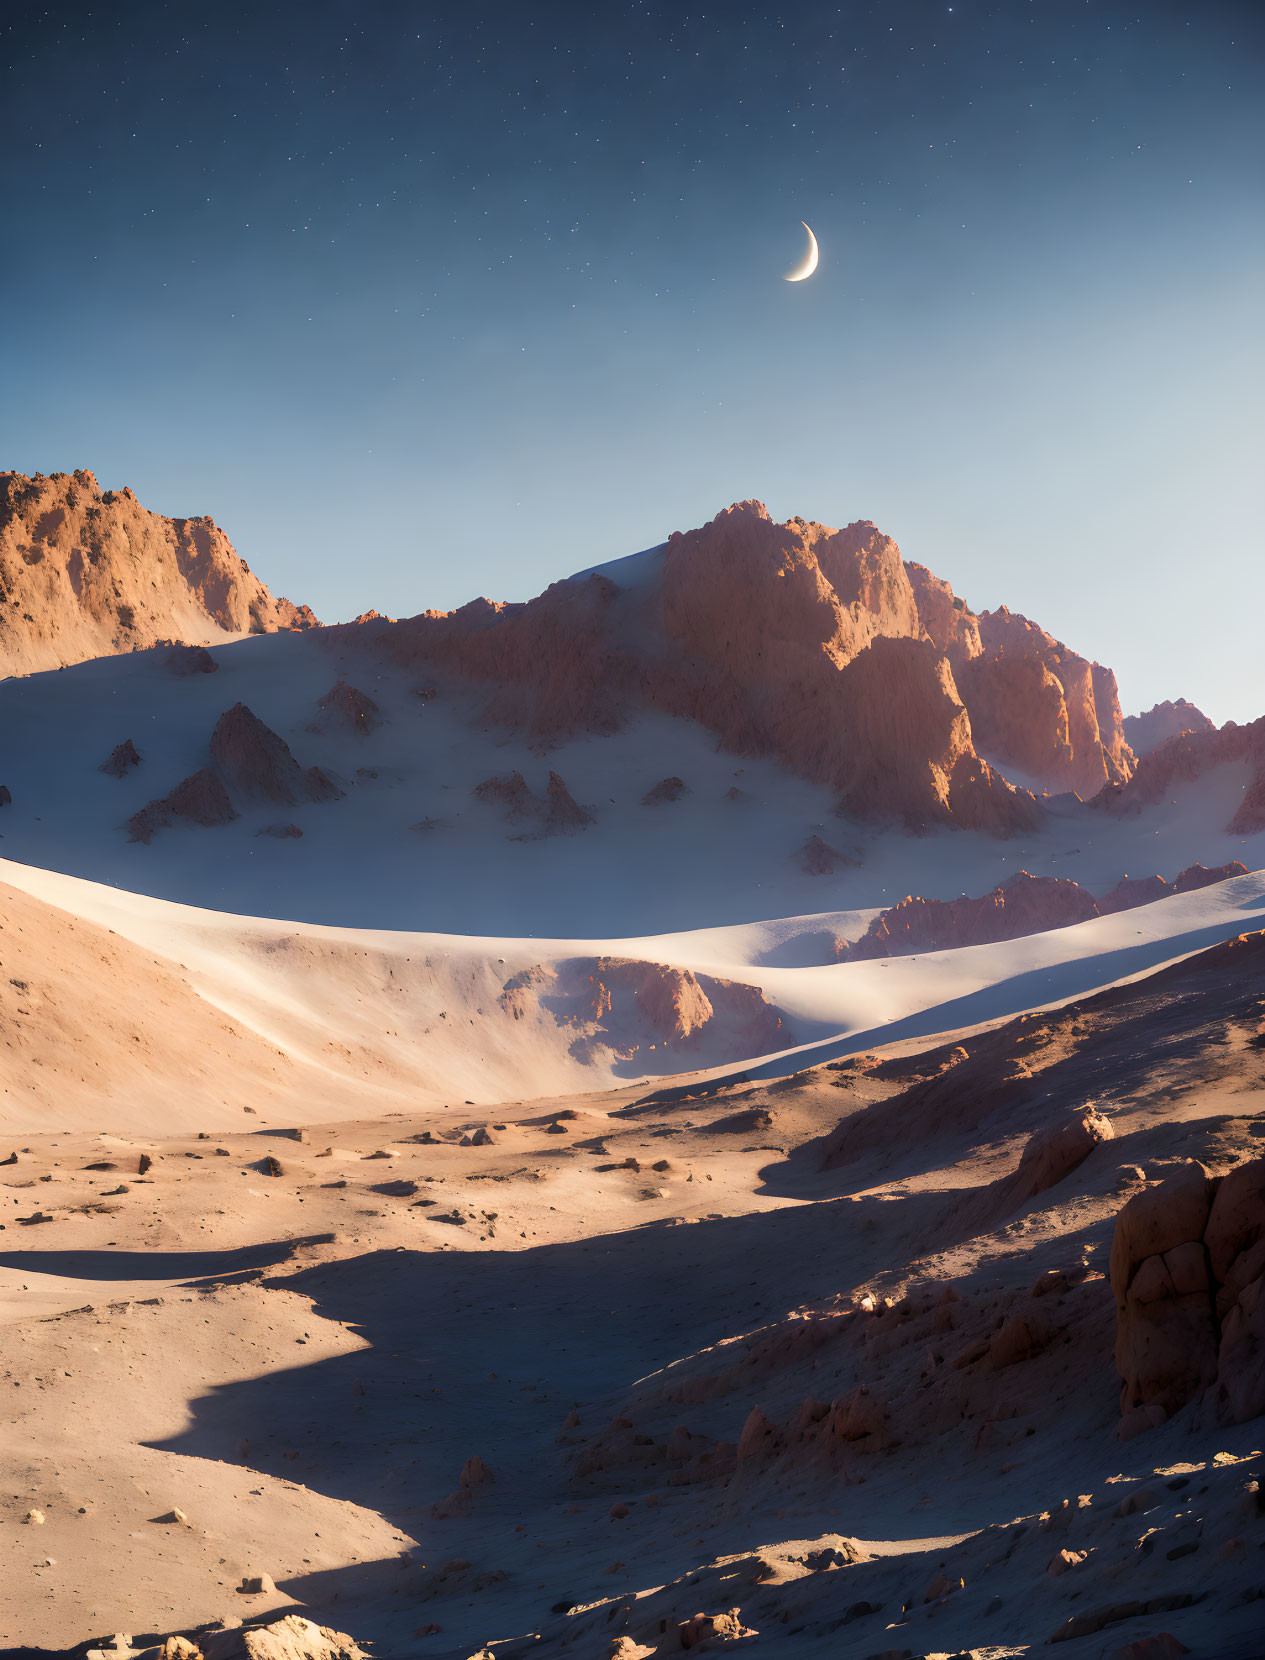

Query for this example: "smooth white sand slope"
[3,854,1262,1134]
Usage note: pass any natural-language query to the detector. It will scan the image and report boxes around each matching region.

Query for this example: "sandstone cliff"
[0,470,317,675]
[957,606,1134,797]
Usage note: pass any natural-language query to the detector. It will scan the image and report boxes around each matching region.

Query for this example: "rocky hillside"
[1095,713,1265,837]
[374,500,1135,834]
[1124,697,1215,756]
[0,470,317,676]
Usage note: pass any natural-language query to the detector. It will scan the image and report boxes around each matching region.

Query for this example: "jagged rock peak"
[380,499,1156,835]
[1124,698,1215,756]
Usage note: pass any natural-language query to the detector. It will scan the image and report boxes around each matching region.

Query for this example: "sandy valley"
[1,478,1262,1660]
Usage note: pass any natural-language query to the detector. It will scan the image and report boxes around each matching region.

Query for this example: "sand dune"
[3,855,1263,1140]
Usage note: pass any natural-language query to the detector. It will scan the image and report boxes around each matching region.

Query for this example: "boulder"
[238,1572,276,1594]
[798,834,857,875]
[459,1454,495,1487]
[165,643,219,676]
[1045,1548,1086,1576]
[544,770,595,832]
[1110,1163,1221,1416]
[127,768,238,843]
[472,768,593,835]
[204,1616,365,1660]
[1007,1107,1114,1202]
[310,679,382,736]
[736,1405,778,1462]
[673,1608,755,1649]
[988,1311,1052,1369]
[642,776,688,805]
[828,1384,886,1443]
[1111,1157,1265,1426]
[100,738,142,777]
[211,703,342,805]
[1109,1162,1216,1287]
[430,1488,474,1519]
[1110,1638,1189,1660]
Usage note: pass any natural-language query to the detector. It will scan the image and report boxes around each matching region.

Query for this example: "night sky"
[1,2,1261,720]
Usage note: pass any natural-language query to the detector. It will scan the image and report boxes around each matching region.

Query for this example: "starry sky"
[1,1,1261,721]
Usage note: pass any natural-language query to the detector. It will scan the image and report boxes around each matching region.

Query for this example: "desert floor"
[3,922,1263,1659]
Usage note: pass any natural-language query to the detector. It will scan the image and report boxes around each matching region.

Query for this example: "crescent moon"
[783,221,819,282]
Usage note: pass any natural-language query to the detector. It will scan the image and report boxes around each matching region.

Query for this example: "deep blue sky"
[1,2,1261,721]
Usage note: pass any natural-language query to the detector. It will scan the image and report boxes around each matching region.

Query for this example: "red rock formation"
[839,859,1248,957]
[374,498,1265,830]
[473,770,535,818]
[958,606,1134,797]
[458,1455,495,1488]
[903,559,982,669]
[735,1405,779,1463]
[843,871,1099,959]
[1124,699,1215,756]
[502,956,788,1064]
[472,769,594,835]
[642,776,688,805]
[947,1107,1114,1234]
[797,835,857,876]
[544,770,595,832]
[164,644,219,677]
[1094,715,1265,835]
[127,768,238,843]
[210,703,342,805]
[309,679,382,736]
[1173,861,1249,894]
[0,470,316,675]
[957,647,1074,781]
[656,507,1042,832]
[1097,874,1172,915]
[378,576,642,739]
[1110,1156,1265,1430]
[375,501,1053,835]
[1001,1108,1114,1205]
[100,738,142,778]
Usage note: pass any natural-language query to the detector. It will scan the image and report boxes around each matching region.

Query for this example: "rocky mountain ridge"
[7,478,1259,851]
[0,469,317,676]
[374,500,1138,836]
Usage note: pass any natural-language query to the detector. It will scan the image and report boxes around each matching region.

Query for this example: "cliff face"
[0,470,317,675]
[957,607,1134,798]
[653,505,1035,830]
